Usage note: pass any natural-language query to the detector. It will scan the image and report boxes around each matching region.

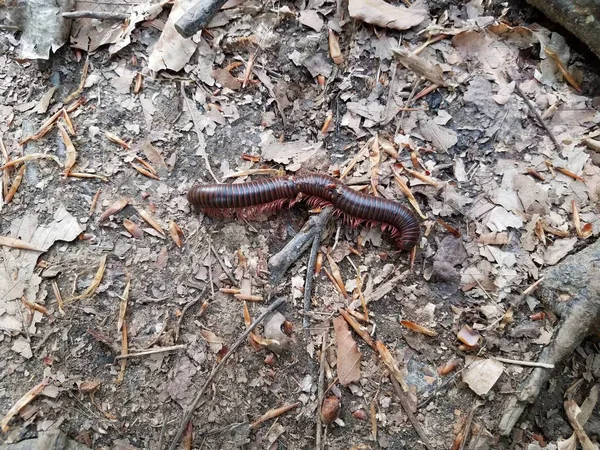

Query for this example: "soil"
[0,0,599,449]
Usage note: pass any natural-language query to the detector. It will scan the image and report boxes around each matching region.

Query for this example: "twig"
[303,233,322,375]
[175,288,208,342]
[509,74,561,152]
[210,242,238,286]
[180,83,218,182]
[166,297,286,450]
[389,375,434,450]
[315,329,328,450]
[492,356,554,369]
[268,207,333,286]
[158,402,169,450]
[115,344,187,360]
[62,11,129,20]
[458,403,479,450]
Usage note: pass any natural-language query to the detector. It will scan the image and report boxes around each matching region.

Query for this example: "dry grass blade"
[572,200,581,237]
[134,73,143,94]
[57,122,76,176]
[220,287,241,294]
[234,294,263,302]
[1,378,50,432]
[0,153,61,171]
[64,172,109,181]
[326,253,348,297]
[99,198,129,222]
[323,267,346,298]
[544,48,581,92]
[0,235,44,252]
[339,308,376,350]
[21,297,49,315]
[400,319,438,337]
[328,29,343,64]
[67,254,107,302]
[117,276,130,332]
[89,189,101,216]
[105,131,131,149]
[64,55,90,103]
[369,134,380,196]
[131,162,160,180]
[5,164,26,204]
[135,207,164,236]
[401,165,439,186]
[19,109,63,145]
[51,279,65,315]
[376,340,409,391]
[555,166,585,182]
[169,221,184,247]
[117,322,128,384]
[392,169,427,219]
[222,168,282,179]
[436,218,461,238]
[250,402,300,429]
[340,137,373,179]
[62,109,75,135]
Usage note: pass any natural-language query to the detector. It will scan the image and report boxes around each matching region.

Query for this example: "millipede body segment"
[187,173,421,251]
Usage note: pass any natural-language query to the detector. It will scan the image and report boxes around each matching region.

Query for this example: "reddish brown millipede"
[187,173,421,251]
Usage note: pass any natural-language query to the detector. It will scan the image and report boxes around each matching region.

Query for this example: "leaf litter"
[0,0,599,449]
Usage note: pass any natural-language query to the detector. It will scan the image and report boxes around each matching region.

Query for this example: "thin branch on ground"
[508,73,562,151]
[115,344,187,360]
[268,207,333,286]
[303,233,322,376]
[174,287,208,342]
[492,356,554,369]
[315,329,328,450]
[62,11,129,20]
[166,297,286,450]
[389,375,434,450]
[210,241,238,286]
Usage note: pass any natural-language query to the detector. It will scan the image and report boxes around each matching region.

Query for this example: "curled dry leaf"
[135,207,165,236]
[0,153,62,171]
[99,198,129,222]
[5,164,26,204]
[321,396,341,424]
[349,0,428,31]
[67,254,107,302]
[0,378,50,432]
[328,29,343,64]
[457,325,481,348]
[333,315,362,386]
[169,221,184,247]
[104,131,131,149]
[251,402,300,429]
[0,235,44,252]
[123,219,143,238]
[352,409,368,421]
[437,359,460,376]
[376,340,409,391]
[326,253,348,297]
[57,122,76,176]
[400,319,438,337]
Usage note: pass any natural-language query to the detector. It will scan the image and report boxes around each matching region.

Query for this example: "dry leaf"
[333,315,362,386]
[376,341,409,391]
[99,198,130,222]
[462,357,504,396]
[349,0,428,31]
[0,236,44,252]
[1,378,49,432]
[199,330,225,353]
[67,254,107,302]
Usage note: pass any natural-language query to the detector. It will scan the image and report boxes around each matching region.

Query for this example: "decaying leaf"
[0,378,50,432]
[462,357,504,396]
[199,330,225,353]
[349,0,429,31]
[99,198,130,222]
[67,254,108,302]
[333,315,361,386]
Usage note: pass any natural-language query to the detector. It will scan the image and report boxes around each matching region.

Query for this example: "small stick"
[62,11,129,20]
[175,287,208,342]
[303,233,322,375]
[315,329,328,450]
[210,243,238,286]
[492,357,554,369]
[509,74,561,151]
[166,297,286,450]
[115,344,187,360]
[389,375,434,450]
[458,403,479,450]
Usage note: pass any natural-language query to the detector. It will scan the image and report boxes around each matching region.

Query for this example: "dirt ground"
[1,0,600,449]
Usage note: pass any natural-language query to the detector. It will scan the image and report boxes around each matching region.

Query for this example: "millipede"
[187,172,421,251]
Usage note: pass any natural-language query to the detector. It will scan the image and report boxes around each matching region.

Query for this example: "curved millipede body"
[187,173,421,251]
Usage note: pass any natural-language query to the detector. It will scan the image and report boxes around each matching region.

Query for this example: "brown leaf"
[99,198,129,222]
[321,396,341,424]
[333,315,361,386]
[199,330,225,353]
[349,0,428,31]
[457,325,481,347]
